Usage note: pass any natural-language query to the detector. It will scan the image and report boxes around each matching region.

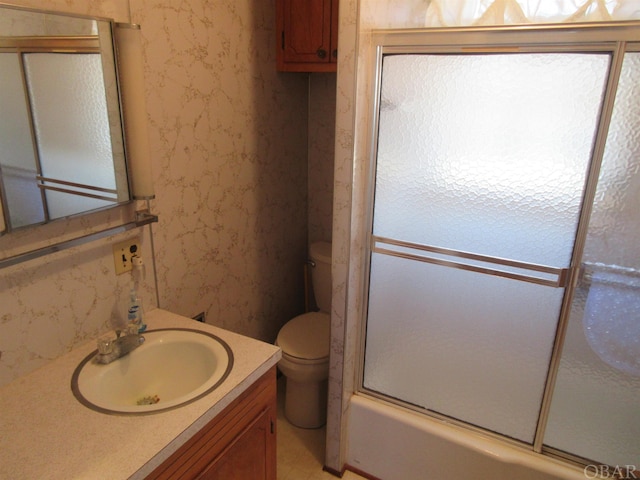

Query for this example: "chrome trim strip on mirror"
[0,211,158,270]
[36,176,119,194]
[0,36,100,51]
[37,176,119,202]
[37,184,118,203]
[0,2,114,23]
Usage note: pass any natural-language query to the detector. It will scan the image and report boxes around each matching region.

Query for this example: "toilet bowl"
[276,242,332,428]
[276,311,330,428]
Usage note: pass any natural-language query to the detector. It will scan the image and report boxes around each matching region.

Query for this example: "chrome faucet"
[95,326,145,364]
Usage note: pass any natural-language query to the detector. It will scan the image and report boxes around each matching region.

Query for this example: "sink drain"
[136,395,160,405]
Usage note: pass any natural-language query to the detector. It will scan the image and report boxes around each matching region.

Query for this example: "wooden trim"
[344,464,383,480]
[321,463,383,480]
[278,61,336,73]
[322,464,345,477]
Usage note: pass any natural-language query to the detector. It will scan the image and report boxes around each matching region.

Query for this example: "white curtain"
[425,0,640,26]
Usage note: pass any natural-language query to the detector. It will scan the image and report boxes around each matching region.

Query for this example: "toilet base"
[284,378,328,429]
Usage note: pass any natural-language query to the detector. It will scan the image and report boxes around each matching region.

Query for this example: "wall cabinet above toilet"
[276,0,339,72]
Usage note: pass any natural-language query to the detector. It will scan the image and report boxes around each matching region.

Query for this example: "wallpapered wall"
[0,0,335,387]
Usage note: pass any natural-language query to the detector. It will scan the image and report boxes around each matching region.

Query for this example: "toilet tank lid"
[310,242,332,264]
[277,312,330,360]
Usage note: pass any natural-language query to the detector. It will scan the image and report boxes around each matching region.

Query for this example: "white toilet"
[276,241,331,428]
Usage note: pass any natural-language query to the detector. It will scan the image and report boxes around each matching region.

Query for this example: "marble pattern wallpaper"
[0,0,331,394]
[130,0,309,342]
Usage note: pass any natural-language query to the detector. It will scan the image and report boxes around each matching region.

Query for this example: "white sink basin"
[71,328,233,414]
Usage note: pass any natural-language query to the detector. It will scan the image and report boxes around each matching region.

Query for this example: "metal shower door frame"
[356,21,640,466]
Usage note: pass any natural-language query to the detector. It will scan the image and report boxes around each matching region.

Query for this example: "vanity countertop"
[0,308,281,480]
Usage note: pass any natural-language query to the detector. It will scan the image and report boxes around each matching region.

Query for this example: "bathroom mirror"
[0,4,130,234]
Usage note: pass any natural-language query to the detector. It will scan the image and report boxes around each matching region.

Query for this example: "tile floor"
[276,377,366,480]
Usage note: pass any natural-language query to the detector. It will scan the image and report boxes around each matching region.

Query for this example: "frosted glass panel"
[363,51,611,445]
[0,53,45,228]
[374,53,609,267]
[363,252,564,442]
[545,52,640,466]
[24,53,115,219]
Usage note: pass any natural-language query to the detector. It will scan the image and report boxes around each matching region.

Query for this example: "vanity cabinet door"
[276,0,339,72]
[197,407,274,480]
[146,367,277,480]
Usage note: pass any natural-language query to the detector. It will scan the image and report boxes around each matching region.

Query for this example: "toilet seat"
[280,349,329,367]
[276,312,330,361]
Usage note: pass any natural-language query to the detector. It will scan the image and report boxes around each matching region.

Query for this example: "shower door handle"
[372,236,572,288]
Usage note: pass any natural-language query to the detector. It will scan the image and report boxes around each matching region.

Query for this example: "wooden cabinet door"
[146,368,277,480]
[282,0,331,63]
[277,0,338,72]
[197,408,275,480]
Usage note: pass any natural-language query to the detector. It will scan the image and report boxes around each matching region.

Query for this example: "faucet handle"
[97,336,114,355]
[124,324,139,336]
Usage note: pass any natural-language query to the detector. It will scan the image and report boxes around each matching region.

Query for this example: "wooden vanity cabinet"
[276,0,339,72]
[146,367,277,480]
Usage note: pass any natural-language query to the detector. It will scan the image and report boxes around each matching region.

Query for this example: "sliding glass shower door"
[362,51,609,443]
[361,27,640,465]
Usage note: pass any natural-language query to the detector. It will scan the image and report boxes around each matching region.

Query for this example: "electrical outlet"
[112,237,140,275]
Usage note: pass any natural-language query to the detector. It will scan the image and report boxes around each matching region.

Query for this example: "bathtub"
[346,395,586,480]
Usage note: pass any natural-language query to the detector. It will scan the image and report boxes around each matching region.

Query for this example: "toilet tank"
[310,242,332,313]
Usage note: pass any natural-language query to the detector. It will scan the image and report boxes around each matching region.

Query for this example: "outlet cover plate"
[113,237,140,275]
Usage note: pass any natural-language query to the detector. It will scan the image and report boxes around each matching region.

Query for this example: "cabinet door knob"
[332,49,338,58]
[316,48,327,59]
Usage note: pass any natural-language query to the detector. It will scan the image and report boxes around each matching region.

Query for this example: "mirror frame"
[0,3,157,269]
[0,3,132,234]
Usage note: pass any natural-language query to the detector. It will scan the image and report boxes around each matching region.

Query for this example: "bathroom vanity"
[0,309,281,479]
[146,367,276,479]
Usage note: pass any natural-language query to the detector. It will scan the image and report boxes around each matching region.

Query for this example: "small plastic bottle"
[128,255,147,333]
